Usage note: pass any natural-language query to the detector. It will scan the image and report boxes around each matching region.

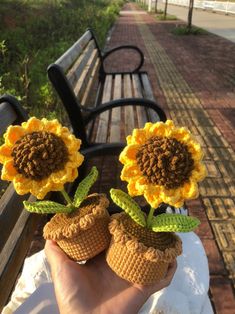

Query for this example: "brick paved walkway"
[29,3,235,313]
[95,3,235,313]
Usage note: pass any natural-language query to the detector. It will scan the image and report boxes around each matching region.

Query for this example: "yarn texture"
[44,193,111,261]
[106,213,182,285]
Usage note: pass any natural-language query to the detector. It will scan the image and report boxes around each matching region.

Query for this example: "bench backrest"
[0,95,41,312]
[48,29,103,146]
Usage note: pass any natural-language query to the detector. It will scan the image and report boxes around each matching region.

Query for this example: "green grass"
[0,0,124,123]
[172,25,208,36]
[156,13,178,21]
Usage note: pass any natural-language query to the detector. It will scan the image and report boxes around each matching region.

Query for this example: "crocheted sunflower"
[120,120,206,208]
[0,117,84,199]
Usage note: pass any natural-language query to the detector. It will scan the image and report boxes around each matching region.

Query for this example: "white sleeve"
[2,250,51,314]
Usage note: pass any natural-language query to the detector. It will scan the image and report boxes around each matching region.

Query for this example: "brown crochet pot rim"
[44,193,109,240]
[108,212,182,263]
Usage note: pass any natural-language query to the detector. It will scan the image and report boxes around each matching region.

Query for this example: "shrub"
[157,14,177,21]
[0,0,124,120]
[172,25,207,36]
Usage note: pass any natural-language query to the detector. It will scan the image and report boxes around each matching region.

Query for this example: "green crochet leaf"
[74,166,98,207]
[151,214,200,232]
[24,200,73,214]
[110,189,146,227]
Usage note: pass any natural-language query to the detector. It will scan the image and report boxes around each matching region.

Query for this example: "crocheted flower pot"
[44,193,111,261]
[106,212,182,285]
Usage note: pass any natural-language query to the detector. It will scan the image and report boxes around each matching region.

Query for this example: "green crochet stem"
[61,189,73,206]
[151,213,200,232]
[110,189,146,227]
[24,200,74,214]
[147,207,155,228]
[73,166,98,207]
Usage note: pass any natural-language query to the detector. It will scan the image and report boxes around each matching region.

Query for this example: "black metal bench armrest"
[0,94,28,121]
[102,45,144,73]
[84,98,167,124]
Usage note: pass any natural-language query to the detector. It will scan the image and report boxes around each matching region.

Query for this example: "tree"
[154,0,159,13]
[163,0,168,20]
[187,0,194,30]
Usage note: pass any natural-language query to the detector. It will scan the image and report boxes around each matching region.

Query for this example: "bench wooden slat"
[141,73,154,101]
[67,39,96,88]
[132,74,143,98]
[109,74,122,142]
[81,58,101,108]
[0,102,17,135]
[132,74,148,128]
[124,74,135,136]
[141,73,160,122]
[0,184,31,252]
[56,30,92,71]
[83,59,102,139]
[0,205,40,309]
[95,75,113,142]
[74,49,99,104]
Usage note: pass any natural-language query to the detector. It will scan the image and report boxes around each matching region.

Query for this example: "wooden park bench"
[47,29,167,156]
[0,95,42,312]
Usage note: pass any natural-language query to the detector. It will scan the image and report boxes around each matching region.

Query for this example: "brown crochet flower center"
[11,131,69,180]
[136,136,194,189]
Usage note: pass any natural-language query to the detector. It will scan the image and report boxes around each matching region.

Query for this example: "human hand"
[45,240,177,314]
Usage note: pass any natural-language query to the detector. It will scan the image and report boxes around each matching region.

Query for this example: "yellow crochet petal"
[69,167,78,182]
[127,176,148,196]
[61,134,82,151]
[42,118,61,133]
[163,120,175,136]
[144,186,162,208]
[187,141,203,161]
[127,180,143,196]
[4,126,26,146]
[119,144,139,164]
[126,135,132,145]
[22,117,44,132]
[150,121,168,137]
[170,198,185,208]
[171,127,191,142]
[192,162,207,181]
[0,144,12,163]
[135,176,148,191]
[165,120,175,128]
[143,122,153,133]
[31,180,53,199]
[120,164,141,181]
[182,181,199,199]
[131,129,148,145]
[1,160,18,180]
[161,188,182,207]
[51,167,77,184]
[67,152,84,168]
[13,175,33,195]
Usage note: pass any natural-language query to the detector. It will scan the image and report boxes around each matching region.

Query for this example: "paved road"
[158,2,235,43]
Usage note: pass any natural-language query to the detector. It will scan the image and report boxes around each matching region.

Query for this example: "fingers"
[148,260,177,294]
[158,260,177,288]
[164,260,177,283]
[45,240,69,271]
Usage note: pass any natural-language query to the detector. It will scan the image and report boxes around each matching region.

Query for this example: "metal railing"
[159,0,235,15]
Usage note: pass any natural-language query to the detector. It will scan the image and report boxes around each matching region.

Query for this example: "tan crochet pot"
[106,212,182,285]
[44,193,111,261]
